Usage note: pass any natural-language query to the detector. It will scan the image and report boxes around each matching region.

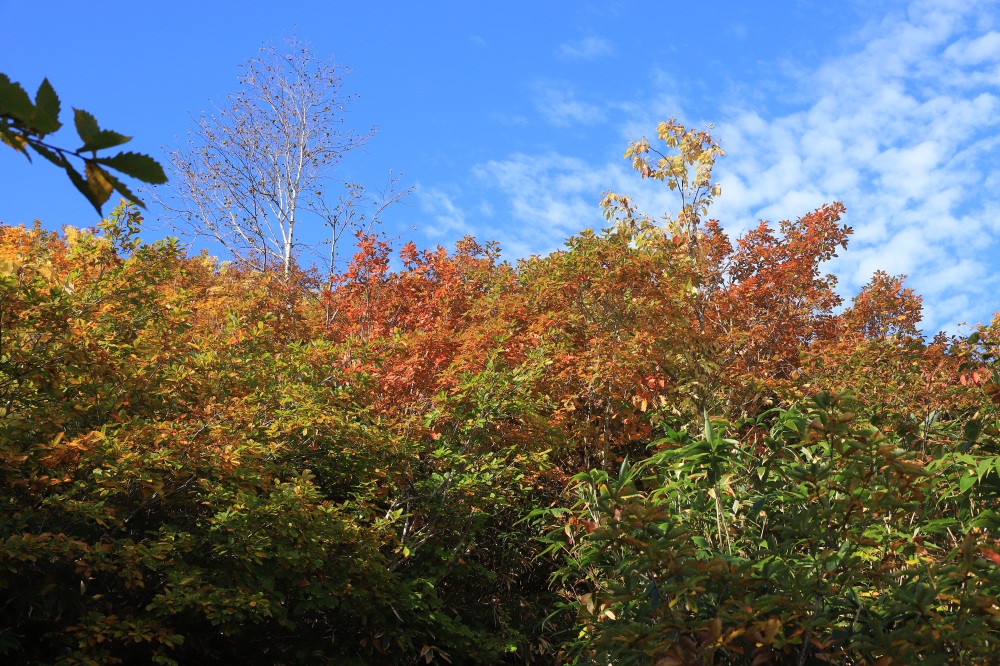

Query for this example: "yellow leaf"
[763,618,781,643]
[85,162,114,207]
[0,259,20,276]
[709,617,722,640]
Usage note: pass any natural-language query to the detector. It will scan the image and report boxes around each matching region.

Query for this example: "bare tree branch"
[159,34,398,277]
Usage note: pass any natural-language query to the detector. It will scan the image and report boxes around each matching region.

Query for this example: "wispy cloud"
[727,23,748,40]
[710,0,1000,331]
[489,110,529,126]
[556,36,615,61]
[532,80,606,127]
[944,30,1000,65]
[476,0,1000,332]
[416,186,474,239]
[418,163,619,257]
[471,153,682,257]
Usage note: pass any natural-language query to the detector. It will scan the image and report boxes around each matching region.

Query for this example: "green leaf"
[702,410,716,445]
[691,535,710,549]
[978,458,994,481]
[964,419,982,443]
[97,151,167,184]
[103,169,146,209]
[82,129,132,152]
[33,78,61,133]
[971,509,1000,529]
[73,108,100,145]
[0,124,30,157]
[63,162,102,214]
[0,73,35,122]
[74,108,132,152]
[959,472,978,494]
[27,140,66,168]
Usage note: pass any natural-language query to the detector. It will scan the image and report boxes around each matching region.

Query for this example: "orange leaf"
[981,546,1000,566]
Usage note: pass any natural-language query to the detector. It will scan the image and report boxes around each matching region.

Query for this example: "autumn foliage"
[3,121,1000,665]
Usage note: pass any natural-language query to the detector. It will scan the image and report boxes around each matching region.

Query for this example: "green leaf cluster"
[537,394,1000,664]
[1,73,166,214]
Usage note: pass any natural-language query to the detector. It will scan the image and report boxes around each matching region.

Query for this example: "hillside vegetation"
[3,122,1000,665]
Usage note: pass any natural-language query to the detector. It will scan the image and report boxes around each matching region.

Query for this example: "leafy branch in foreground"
[0,73,167,214]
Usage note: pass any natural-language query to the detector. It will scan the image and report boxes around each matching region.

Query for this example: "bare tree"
[163,35,403,276]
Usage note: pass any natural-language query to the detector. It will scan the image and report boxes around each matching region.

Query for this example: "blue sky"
[3,0,1000,333]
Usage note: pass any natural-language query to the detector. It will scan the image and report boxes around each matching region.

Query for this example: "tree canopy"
[3,78,1000,665]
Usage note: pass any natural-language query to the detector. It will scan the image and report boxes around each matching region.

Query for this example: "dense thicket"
[3,123,1000,665]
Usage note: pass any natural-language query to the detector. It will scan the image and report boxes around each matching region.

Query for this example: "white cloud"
[489,111,529,126]
[945,30,1000,64]
[727,23,748,40]
[447,0,1000,332]
[556,36,615,61]
[416,186,473,239]
[532,81,606,127]
[472,154,616,256]
[704,0,1000,331]
[471,151,689,257]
